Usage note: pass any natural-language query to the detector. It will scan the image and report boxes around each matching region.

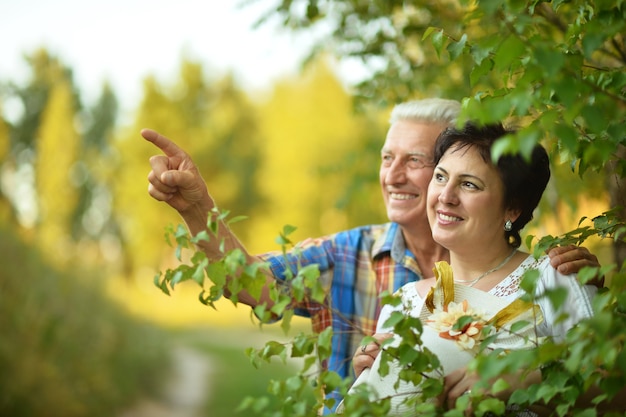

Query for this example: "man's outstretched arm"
[142,128,277,310]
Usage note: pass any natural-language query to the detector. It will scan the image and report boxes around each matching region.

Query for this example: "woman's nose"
[438,184,458,205]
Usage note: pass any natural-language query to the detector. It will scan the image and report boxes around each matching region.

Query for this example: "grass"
[0,225,171,417]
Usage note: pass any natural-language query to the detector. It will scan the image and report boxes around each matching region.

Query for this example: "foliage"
[251,0,626,270]
[156,205,625,415]
[254,0,625,175]
[0,225,170,417]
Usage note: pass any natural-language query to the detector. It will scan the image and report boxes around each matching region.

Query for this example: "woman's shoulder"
[396,280,423,300]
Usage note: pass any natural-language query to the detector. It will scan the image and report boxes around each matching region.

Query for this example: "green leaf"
[517,127,542,158]
[431,30,444,58]
[533,47,566,78]
[581,104,608,134]
[317,327,333,359]
[191,258,208,285]
[319,370,343,391]
[261,340,287,362]
[554,123,580,154]
[282,224,297,236]
[546,287,568,311]
[470,36,499,65]
[470,58,493,87]
[509,320,533,333]
[205,261,226,287]
[552,77,579,109]
[447,33,467,60]
[581,30,606,59]
[285,374,303,391]
[383,310,406,329]
[475,396,506,415]
[452,315,474,331]
[170,269,184,287]
[576,266,601,285]
[494,35,526,71]
[154,272,170,296]
[519,269,540,293]
[291,332,315,357]
[422,26,439,41]
[491,135,516,162]
[198,290,216,308]
[271,294,292,317]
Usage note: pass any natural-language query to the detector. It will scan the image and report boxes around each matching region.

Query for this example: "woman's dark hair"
[433,122,550,248]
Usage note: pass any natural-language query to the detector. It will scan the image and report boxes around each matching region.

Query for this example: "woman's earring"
[504,220,513,231]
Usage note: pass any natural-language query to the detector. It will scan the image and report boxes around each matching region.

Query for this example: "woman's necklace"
[454,249,517,288]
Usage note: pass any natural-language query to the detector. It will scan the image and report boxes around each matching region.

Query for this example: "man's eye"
[408,156,432,169]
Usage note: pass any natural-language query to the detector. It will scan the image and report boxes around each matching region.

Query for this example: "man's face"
[379,120,448,229]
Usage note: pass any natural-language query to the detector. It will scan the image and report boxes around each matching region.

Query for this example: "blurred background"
[0,1,613,417]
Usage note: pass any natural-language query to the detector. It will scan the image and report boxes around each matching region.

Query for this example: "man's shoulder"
[334,223,395,240]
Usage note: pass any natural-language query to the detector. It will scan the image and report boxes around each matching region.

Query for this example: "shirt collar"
[372,222,408,263]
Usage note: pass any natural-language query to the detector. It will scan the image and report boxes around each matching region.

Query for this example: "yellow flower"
[426,300,490,351]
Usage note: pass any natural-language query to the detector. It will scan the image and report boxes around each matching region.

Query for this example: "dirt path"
[119,345,213,417]
[118,325,308,417]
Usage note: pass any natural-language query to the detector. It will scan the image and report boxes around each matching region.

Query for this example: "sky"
[0,0,333,112]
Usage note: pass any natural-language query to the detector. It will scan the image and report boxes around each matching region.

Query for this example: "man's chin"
[387,212,419,227]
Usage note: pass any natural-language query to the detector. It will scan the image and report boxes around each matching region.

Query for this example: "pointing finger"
[141,128,185,158]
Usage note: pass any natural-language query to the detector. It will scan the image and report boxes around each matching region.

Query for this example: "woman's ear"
[505,208,522,224]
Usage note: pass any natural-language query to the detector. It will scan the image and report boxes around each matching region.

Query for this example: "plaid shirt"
[261,222,425,412]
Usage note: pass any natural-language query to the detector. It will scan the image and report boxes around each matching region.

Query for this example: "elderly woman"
[342,123,597,416]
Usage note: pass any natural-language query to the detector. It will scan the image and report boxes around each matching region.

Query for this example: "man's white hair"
[389,98,461,127]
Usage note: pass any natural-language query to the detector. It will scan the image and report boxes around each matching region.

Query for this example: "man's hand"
[142,128,212,214]
[142,128,275,308]
[547,244,603,287]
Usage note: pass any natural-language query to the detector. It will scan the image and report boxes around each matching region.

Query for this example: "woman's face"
[427,144,516,252]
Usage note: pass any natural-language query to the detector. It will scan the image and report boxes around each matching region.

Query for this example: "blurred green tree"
[71,82,120,247]
[35,77,80,265]
[0,102,10,222]
[0,50,79,230]
[248,59,388,250]
[0,49,124,268]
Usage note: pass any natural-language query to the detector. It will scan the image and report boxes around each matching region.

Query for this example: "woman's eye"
[462,181,478,190]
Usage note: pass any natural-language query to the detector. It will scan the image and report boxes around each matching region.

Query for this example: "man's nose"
[384,160,406,184]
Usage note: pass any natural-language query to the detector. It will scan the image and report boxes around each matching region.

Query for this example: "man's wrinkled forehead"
[385,120,442,145]
[380,144,431,158]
